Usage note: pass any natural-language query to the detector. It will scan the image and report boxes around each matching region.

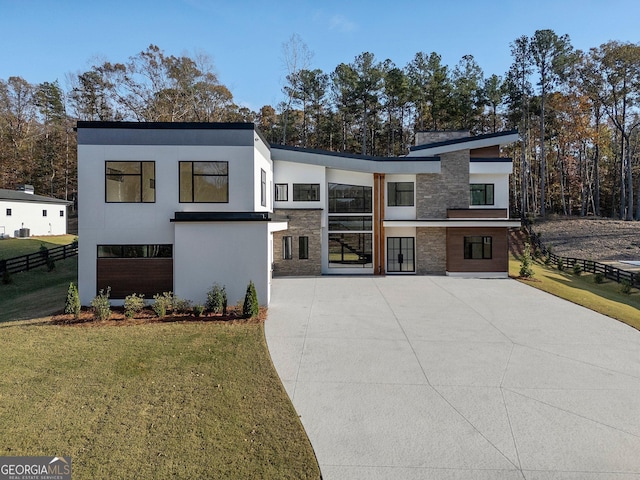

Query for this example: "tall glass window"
[106,161,155,203]
[180,161,228,203]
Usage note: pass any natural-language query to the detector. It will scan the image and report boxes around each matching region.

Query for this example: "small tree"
[242,280,259,318]
[64,282,81,319]
[519,243,535,278]
[124,293,145,319]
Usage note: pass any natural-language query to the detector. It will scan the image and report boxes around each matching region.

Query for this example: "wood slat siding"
[470,146,500,157]
[97,258,173,298]
[447,209,508,219]
[446,227,508,272]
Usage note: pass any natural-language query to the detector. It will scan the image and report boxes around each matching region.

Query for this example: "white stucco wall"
[0,200,68,237]
[273,160,327,209]
[469,173,510,210]
[384,174,417,220]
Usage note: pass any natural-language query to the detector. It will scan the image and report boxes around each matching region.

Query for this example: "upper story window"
[387,182,414,207]
[275,184,288,201]
[293,183,320,202]
[60,210,64,217]
[6,208,11,216]
[464,236,492,259]
[261,169,267,207]
[106,161,155,203]
[470,184,494,206]
[180,161,228,203]
[328,183,372,213]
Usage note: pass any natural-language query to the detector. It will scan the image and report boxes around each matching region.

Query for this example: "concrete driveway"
[265,276,640,480]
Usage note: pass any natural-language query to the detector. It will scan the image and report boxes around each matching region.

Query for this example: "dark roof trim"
[410,130,519,152]
[76,121,256,130]
[271,143,438,162]
[171,211,273,222]
[470,157,513,163]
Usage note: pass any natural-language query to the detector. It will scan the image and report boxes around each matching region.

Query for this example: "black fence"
[523,224,639,288]
[0,242,78,276]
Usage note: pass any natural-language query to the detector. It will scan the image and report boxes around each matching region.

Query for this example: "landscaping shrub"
[557,259,564,271]
[91,287,111,321]
[519,243,535,278]
[242,280,259,318]
[206,283,227,315]
[124,293,145,319]
[64,282,81,319]
[46,257,56,272]
[594,272,604,284]
[620,279,632,295]
[193,304,205,317]
[173,296,192,314]
[572,263,582,276]
[2,269,12,285]
[152,292,173,318]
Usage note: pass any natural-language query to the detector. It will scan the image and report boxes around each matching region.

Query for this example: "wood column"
[373,173,385,275]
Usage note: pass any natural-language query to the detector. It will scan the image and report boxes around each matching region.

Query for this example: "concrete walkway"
[265,276,640,480]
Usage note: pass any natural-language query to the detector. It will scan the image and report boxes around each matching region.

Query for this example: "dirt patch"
[50,305,267,327]
[526,216,640,262]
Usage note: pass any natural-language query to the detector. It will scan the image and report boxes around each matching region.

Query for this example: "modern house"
[0,187,72,238]
[76,122,520,307]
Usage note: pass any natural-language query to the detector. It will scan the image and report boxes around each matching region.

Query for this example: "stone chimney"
[415,130,469,147]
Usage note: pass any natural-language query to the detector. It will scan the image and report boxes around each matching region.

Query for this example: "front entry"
[387,237,415,273]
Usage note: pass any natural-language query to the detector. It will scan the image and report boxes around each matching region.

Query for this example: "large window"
[328,216,372,231]
[387,182,414,207]
[293,183,320,201]
[180,161,228,203]
[470,184,494,206]
[106,161,155,203]
[329,233,372,267]
[275,184,288,201]
[464,236,492,259]
[97,244,173,258]
[328,183,372,213]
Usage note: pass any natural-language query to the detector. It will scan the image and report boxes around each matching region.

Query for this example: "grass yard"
[0,320,320,479]
[0,234,77,258]
[509,256,640,331]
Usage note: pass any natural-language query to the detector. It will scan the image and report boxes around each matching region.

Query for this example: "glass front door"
[387,237,415,273]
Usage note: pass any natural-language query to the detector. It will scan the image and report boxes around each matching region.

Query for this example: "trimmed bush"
[152,292,173,318]
[91,287,111,321]
[173,296,192,314]
[193,304,205,317]
[206,283,227,315]
[593,272,604,284]
[557,259,564,271]
[124,293,145,319]
[64,282,81,319]
[242,280,259,318]
[2,269,12,285]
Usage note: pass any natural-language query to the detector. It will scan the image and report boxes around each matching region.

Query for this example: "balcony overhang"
[383,219,522,228]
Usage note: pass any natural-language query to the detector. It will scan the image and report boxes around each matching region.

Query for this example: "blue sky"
[1,0,638,111]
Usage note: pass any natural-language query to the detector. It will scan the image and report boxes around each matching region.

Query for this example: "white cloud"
[329,14,356,33]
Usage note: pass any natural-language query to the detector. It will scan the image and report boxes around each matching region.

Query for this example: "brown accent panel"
[373,173,385,275]
[470,146,500,157]
[446,227,508,272]
[97,258,173,298]
[447,208,508,219]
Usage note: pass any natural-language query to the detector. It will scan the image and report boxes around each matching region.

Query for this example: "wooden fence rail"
[523,224,639,289]
[0,242,78,276]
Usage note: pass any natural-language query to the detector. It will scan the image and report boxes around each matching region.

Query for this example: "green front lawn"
[0,320,320,479]
[509,256,640,331]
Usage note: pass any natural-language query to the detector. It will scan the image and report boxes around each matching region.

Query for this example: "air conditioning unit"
[18,228,30,238]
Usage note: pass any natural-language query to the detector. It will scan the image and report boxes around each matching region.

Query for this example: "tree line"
[1,34,639,220]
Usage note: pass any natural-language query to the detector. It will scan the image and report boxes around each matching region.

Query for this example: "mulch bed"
[50,306,267,327]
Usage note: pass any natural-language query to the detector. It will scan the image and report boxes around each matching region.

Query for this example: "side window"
[106,161,155,203]
[283,236,293,260]
[261,169,267,207]
[470,184,494,206]
[464,236,492,259]
[275,184,288,201]
[179,161,228,203]
[387,182,414,207]
[293,184,320,201]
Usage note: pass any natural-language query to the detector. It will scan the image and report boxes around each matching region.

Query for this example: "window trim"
[293,183,320,202]
[387,182,415,207]
[275,183,288,202]
[470,183,495,206]
[179,161,229,203]
[105,161,156,203]
[464,236,493,260]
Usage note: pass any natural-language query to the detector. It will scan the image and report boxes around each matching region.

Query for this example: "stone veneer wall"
[416,150,470,218]
[415,130,469,145]
[416,227,446,274]
[272,209,322,276]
